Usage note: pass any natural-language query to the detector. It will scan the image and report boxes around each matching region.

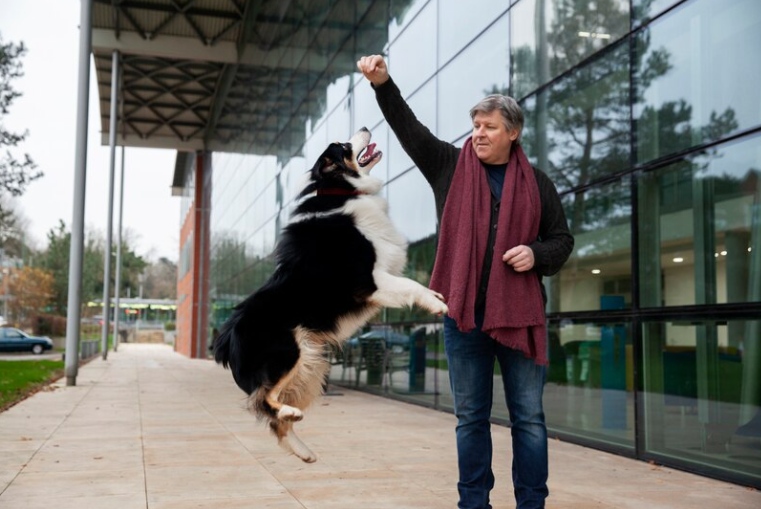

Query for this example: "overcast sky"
[1,0,180,262]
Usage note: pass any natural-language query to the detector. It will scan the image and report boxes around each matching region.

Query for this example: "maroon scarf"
[429,138,547,364]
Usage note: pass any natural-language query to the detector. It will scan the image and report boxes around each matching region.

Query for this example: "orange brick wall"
[175,153,211,359]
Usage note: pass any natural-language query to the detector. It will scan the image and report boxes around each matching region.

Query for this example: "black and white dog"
[213,127,448,462]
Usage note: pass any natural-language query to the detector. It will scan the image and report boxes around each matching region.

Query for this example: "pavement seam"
[169,363,311,509]
[0,357,106,498]
[136,357,150,509]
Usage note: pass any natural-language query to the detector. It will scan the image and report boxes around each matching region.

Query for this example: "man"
[356,55,574,509]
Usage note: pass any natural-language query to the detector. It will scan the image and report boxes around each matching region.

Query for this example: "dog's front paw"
[278,405,304,422]
[422,291,448,316]
[433,301,449,316]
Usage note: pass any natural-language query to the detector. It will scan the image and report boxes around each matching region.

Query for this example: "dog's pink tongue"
[364,143,376,158]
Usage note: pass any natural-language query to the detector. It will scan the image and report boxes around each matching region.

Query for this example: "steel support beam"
[65,0,93,386]
[91,29,329,69]
[113,147,125,352]
[101,50,120,360]
[99,132,204,151]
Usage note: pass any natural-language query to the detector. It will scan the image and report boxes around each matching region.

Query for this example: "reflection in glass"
[521,41,630,192]
[546,179,631,314]
[510,0,629,100]
[389,0,430,42]
[438,11,510,143]
[327,320,444,408]
[540,320,634,448]
[638,134,761,308]
[634,0,761,164]
[386,170,438,324]
[201,0,761,487]
[632,0,681,26]
[642,318,761,483]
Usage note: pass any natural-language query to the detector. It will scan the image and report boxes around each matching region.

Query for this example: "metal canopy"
[92,0,395,156]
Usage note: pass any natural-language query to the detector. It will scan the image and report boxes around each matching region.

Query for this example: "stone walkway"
[0,344,757,509]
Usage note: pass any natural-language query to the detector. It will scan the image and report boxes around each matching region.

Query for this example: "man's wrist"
[370,75,391,89]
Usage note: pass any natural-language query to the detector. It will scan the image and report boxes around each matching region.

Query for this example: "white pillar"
[101,50,119,360]
[113,147,125,352]
[65,0,93,386]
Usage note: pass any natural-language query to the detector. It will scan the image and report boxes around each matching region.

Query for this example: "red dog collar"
[316,188,364,196]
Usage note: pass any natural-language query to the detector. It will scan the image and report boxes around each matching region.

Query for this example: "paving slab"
[0,343,757,508]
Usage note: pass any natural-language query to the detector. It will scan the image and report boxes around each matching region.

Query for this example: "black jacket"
[373,78,574,304]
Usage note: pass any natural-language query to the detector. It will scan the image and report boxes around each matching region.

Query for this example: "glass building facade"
[206,0,761,487]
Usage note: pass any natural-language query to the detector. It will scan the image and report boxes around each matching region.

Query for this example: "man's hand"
[502,245,535,272]
[357,55,389,87]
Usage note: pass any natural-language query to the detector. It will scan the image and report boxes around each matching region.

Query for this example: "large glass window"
[388,80,436,180]
[386,169,438,324]
[388,169,437,243]
[353,72,386,132]
[389,0,430,42]
[542,319,634,449]
[547,178,632,314]
[642,317,761,483]
[438,11,510,144]
[204,0,761,489]
[510,0,629,100]
[327,318,445,407]
[521,41,630,193]
[634,0,761,164]
[354,0,387,59]
[327,95,351,143]
[438,0,510,66]
[388,0,437,96]
[638,133,761,308]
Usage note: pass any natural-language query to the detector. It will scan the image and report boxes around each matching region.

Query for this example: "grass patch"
[0,360,64,411]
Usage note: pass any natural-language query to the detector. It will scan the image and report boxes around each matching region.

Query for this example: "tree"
[34,221,147,315]
[0,34,41,204]
[36,220,99,315]
[0,195,33,261]
[8,265,54,326]
[114,229,149,298]
[512,0,738,241]
[142,257,177,299]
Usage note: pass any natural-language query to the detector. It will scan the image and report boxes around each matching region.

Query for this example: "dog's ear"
[310,157,338,175]
[309,143,345,177]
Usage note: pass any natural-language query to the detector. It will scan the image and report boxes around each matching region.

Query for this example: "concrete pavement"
[0,343,757,509]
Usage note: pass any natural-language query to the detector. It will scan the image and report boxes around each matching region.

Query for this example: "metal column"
[65,0,93,386]
[195,154,207,359]
[113,147,125,352]
[101,50,119,360]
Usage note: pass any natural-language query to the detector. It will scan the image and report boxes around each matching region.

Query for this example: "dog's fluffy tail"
[212,307,240,369]
[212,303,264,395]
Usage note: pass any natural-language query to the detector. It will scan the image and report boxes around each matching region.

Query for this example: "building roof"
[92,0,391,157]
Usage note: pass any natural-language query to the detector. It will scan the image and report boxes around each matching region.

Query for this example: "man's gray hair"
[469,94,524,142]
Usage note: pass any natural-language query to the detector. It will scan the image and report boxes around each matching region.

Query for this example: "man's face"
[471,110,519,165]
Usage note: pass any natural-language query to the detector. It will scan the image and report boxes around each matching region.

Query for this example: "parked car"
[0,327,54,355]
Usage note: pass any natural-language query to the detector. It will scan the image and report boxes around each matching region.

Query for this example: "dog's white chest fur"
[343,195,407,276]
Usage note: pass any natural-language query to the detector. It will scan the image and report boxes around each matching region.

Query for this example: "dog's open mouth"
[358,143,382,168]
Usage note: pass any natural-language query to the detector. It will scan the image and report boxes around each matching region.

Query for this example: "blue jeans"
[444,312,548,509]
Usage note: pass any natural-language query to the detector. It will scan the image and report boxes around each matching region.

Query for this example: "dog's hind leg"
[265,361,305,422]
[264,328,329,422]
[270,420,317,463]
